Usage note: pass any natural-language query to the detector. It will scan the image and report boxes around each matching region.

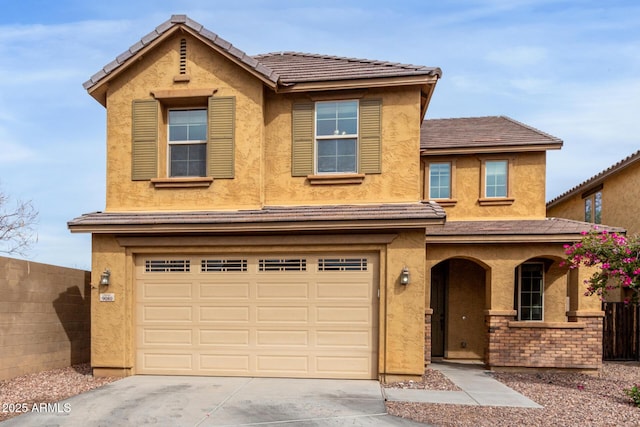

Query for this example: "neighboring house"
[69,15,614,380]
[547,149,640,236]
[547,149,640,303]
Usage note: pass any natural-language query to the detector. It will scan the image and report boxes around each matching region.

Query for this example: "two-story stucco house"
[69,15,614,380]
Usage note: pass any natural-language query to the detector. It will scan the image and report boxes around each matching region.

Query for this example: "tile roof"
[425,218,625,242]
[83,15,441,92]
[420,116,562,153]
[253,52,441,85]
[68,203,446,233]
[547,149,640,207]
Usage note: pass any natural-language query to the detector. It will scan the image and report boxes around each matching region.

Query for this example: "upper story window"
[516,262,544,321]
[478,156,514,206]
[583,189,602,224]
[168,109,207,177]
[429,162,451,199]
[485,160,508,198]
[315,101,358,174]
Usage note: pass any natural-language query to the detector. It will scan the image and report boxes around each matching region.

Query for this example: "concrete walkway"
[384,362,542,408]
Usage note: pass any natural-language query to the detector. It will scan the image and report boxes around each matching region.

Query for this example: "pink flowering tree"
[563,229,640,304]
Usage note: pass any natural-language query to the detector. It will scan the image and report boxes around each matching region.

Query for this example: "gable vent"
[259,258,307,272]
[179,38,187,74]
[145,259,190,273]
[318,258,368,271]
[201,259,247,272]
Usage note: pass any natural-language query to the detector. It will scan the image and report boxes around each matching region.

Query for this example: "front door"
[430,262,447,357]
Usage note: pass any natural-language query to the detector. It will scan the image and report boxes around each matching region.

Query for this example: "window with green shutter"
[291,99,381,177]
[131,96,235,182]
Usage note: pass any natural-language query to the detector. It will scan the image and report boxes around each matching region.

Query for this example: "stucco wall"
[424,151,547,220]
[264,87,423,205]
[547,160,640,236]
[0,256,90,381]
[104,32,264,211]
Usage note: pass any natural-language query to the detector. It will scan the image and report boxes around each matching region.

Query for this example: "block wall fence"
[0,256,91,381]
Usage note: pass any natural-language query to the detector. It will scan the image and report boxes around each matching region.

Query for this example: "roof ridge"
[547,149,640,206]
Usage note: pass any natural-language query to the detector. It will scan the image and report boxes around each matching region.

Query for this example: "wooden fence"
[602,302,639,361]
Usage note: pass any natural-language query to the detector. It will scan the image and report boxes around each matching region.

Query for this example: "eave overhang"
[421,142,563,156]
[68,203,446,235]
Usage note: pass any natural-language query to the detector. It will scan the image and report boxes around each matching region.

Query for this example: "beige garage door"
[135,253,378,379]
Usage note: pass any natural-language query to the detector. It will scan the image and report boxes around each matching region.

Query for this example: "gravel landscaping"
[387,361,640,426]
[0,364,119,422]
[1,362,638,425]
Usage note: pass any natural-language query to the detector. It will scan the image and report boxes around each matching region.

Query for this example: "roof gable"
[85,15,441,106]
[420,116,563,155]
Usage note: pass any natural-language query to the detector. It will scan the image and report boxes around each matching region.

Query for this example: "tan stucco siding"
[91,235,132,372]
[104,33,264,211]
[382,230,426,375]
[547,161,640,236]
[424,152,547,220]
[264,87,423,205]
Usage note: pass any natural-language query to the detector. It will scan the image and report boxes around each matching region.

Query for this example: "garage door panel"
[142,281,193,299]
[143,306,193,322]
[256,282,310,299]
[142,329,193,345]
[316,281,371,299]
[316,330,370,347]
[136,253,378,378]
[200,329,250,346]
[256,306,308,323]
[141,353,193,370]
[257,355,309,373]
[257,330,309,346]
[200,282,250,299]
[200,354,250,373]
[316,306,370,323]
[316,356,371,375]
[200,306,250,322]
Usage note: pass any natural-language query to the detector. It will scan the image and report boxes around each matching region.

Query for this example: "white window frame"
[517,262,544,321]
[484,159,508,198]
[314,100,359,174]
[428,162,452,199]
[583,190,602,224]
[167,108,207,177]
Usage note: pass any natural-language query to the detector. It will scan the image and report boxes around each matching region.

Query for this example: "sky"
[1,0,639,269]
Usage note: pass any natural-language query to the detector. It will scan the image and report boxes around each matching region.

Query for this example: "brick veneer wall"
[0,256,91,380]
[424,309,432,366]
[485,311,603,371]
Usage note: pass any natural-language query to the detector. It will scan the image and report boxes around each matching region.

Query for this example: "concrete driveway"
[0,376,425,426]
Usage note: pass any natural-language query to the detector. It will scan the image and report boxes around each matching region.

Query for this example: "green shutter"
[359,99,382,174]
[208,96,235,179]
[131,99,158,181]
[291,102,314,176]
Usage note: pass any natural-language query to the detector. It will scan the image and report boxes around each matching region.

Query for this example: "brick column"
[485,310,517,368]
[424,308,433,366]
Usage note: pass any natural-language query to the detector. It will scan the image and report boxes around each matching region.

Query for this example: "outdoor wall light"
[99,269,111,286]
[400,266,411,285]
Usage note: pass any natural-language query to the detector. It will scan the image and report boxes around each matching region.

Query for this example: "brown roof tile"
[253,52,441,85]
[426,218,624,240]
[547,149,640,207]
[83,15,441,92]
[68,203,446,233]
[420,116,562,153]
